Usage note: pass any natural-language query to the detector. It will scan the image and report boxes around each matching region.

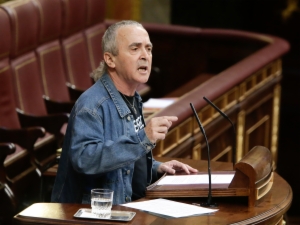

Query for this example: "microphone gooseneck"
[203,96,236,168]
[190,103,217,207]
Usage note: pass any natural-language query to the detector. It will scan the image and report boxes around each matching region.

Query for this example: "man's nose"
[140,48,151,60]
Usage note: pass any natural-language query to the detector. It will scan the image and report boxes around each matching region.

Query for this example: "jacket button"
[125,196,130,202]
[127,170,130,175]
[127,116,131,121]
[147,146,151,150]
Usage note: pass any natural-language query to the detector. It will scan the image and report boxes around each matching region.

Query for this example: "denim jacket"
[51,73,160,205]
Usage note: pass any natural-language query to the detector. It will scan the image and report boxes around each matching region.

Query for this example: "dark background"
[171,0,300,217]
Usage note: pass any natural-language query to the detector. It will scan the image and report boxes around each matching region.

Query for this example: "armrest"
[16,108,69,136]
[0,142,15,152]
[66,82,84,101]
[0,143,16,182]
[0,143,15,163]
[0,127,45,150]
[43,95,75,114]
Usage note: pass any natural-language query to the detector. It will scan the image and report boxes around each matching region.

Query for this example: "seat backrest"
[86,0,106,28]
[60,0,93,90]
[84,23,106,71]
[61,33,93,90]
[33,0,62,45]
[34,0,71,102]
[0,7,21,129]
[0,63,21,129]
[1,0,48,116]
[3,0,39,59]
[61,0,87,38]
[0,7,11,61]
[84,0,106,71]
[36,41,71,102]
[10,53,48,116]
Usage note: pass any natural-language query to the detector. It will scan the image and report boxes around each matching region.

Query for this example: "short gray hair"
[90,20,145,81]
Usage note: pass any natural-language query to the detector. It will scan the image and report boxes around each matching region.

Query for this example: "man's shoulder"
[82,80,106,96]
[75,82,109,108]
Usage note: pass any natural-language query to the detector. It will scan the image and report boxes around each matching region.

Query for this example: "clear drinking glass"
[91,189,114,218]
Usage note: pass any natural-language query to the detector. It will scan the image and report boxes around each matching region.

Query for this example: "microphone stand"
[203,96,236,168]
[190,103,217,207]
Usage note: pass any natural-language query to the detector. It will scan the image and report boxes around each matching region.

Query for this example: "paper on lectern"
[121,198,218,218]
[157,174,235,185]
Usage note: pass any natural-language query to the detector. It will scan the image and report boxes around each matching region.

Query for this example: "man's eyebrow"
[147,43,153,48]
[129,42,153,48]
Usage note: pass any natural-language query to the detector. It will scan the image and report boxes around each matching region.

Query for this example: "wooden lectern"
[146,146,273,207]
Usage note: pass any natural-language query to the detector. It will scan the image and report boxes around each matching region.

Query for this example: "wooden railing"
[143,25,289,168]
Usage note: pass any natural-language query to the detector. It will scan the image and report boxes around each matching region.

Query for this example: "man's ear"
[103,52,115,68]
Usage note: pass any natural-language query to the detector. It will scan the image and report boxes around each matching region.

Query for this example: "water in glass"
[91,189,113,218]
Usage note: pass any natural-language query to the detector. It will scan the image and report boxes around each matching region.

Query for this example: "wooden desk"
[14,158,292,225]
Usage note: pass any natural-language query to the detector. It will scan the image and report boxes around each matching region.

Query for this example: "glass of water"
[91,189,114,218]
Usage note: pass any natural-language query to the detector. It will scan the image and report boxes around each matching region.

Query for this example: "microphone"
[203,96,236,168]
[190,103,217,207]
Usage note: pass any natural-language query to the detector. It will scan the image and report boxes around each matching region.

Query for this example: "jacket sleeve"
[68,106,156,175]
[151,158,162,182]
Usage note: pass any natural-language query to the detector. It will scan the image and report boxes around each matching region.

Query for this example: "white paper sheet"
[157,174,234,185]
[143,98,176,108]
[121,198,217,218]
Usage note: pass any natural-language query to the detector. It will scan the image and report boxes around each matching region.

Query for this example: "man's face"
[112,25,152,86]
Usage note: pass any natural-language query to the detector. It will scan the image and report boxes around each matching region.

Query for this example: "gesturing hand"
[157,160,198,175]
[144,116,178,144]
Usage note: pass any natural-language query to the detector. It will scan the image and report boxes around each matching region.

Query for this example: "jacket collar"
[99,73,142,118]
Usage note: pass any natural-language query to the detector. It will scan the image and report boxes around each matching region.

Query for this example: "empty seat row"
[0,0,106,222]
[0,0,106,161]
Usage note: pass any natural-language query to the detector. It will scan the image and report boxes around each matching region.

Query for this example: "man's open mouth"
[138,66,148,72]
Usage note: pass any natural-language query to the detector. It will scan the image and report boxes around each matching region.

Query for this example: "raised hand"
[144,116,178,143]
